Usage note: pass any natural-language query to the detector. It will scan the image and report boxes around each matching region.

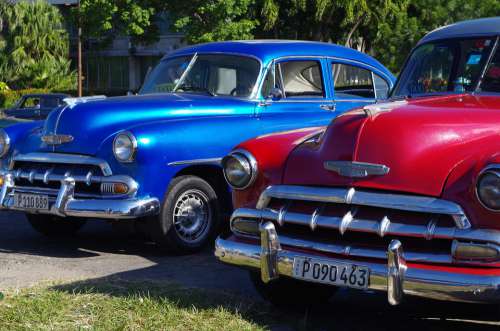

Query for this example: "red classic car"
[215,17,500,306]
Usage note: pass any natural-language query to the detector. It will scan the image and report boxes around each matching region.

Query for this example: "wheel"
[249,272,337,307]
[148,175,221,254]
[26,214,86,237]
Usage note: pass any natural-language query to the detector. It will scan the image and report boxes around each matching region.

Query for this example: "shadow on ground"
[0,211,498,330]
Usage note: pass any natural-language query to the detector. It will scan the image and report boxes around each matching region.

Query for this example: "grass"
[0,279,276,331]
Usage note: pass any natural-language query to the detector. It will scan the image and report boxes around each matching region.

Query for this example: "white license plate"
[292,257,370,289]
[13,193,49,211]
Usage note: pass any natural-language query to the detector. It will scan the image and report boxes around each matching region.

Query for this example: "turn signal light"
[100,182,129,195]
[0,175,4,187]
[452,241,500,261]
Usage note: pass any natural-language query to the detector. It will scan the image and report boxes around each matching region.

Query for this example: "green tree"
[73,0,159,46]
[166,0,258,44]
[0,0,76,90]
[256,0,406,48]
[372,0,500,73]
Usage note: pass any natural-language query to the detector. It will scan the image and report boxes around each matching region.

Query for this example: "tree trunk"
[345,15,365,47]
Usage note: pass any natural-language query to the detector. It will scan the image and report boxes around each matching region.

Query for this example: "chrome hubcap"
[173,189,211,243]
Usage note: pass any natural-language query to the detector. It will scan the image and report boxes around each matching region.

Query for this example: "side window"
[332,63,375,99]
[20,97,41,109]
[278,60,324,98]
[481,46,500,93]
[374,74,390,99]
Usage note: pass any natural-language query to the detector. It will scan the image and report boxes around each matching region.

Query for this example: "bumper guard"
[0,173,160,219]
[215,221,500,305]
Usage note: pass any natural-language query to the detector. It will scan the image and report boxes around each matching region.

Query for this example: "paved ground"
[0,211,498,330]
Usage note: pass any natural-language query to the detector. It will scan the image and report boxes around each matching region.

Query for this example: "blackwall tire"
[148,175,221,254]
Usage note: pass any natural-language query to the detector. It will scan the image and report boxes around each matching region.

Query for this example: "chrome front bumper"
[0,173,160,219]
[215,222,500,305]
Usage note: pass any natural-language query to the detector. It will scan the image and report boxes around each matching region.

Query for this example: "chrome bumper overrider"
[0,173,160,219]
[215,222,500,305]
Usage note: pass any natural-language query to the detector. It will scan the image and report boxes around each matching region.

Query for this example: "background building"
[49,0,184,94]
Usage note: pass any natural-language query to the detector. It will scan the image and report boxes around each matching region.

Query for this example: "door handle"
[320,104,335,111]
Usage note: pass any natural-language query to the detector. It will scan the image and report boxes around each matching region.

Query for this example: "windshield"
[392,38,496,97]
[140,54,260,97]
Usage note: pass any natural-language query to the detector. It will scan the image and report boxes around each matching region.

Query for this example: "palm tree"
[0,0,76,90]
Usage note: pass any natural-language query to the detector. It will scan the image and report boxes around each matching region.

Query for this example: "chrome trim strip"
[277,233,453,264]
[230,207,500,245]
[13,153,112,176]
[256,185,471,229]
[168,157,223,167]
[324,161,390,178]
[11,171,138,197]
[215,236,500,304]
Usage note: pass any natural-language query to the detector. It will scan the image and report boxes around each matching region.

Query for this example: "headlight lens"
[0,130,10,158]
[113,132,137,162]
[477,170,500,210]
[222,150,258,190]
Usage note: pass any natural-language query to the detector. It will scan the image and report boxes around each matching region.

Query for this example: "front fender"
[231,127,325,209]
[2,121,44,163]
[96,115,264,201]
[442,150,500,230]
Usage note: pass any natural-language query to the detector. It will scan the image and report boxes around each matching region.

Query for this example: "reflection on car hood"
[41,93,254,155]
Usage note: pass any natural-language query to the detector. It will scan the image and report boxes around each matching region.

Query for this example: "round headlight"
[113,132,137,162]
[222,149,258,190]
[0,130,10,158]
[477,169,500,210]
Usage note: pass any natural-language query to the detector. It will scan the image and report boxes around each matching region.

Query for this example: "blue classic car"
[0,41,394,252]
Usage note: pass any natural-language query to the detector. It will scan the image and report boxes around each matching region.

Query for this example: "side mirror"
[267,88,283,101]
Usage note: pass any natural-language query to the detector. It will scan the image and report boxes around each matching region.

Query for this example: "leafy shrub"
[0,82,9,91]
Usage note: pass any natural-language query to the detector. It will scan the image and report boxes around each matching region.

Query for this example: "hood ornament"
[63,95,107,109]
[324,161,390,178]
[41,134,74,145]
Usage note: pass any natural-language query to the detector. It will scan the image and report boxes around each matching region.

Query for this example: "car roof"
[418,17,500,45]
[164,40,394,79]
[21,93,70,98]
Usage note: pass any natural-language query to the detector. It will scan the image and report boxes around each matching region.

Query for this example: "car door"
[256,57,336,132]
[328,60,391,112]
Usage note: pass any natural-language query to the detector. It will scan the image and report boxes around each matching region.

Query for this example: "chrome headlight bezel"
[476,165,500,211]
[0,129,11,158]
[222,149,258,190]
[113,131,137,163]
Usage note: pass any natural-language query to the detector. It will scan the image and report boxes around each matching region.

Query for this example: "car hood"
[283,94,500,197]
[38,93,254,155]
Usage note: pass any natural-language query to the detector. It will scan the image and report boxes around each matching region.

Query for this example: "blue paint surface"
[4,41,395,202]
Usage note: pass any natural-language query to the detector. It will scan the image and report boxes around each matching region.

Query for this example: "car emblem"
[41,134,74,145]
[324,161,390,178]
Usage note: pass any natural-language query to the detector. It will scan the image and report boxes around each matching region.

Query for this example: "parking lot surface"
[0,211,498,330]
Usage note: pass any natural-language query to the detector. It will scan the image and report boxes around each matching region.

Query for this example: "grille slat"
[231,185,500,264]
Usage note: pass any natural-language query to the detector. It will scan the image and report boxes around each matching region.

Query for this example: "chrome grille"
[3,153,137,199]
[231,185,500,264]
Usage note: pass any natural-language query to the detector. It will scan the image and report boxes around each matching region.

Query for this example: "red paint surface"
[231,127,325,209]
[283,95,500,229]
